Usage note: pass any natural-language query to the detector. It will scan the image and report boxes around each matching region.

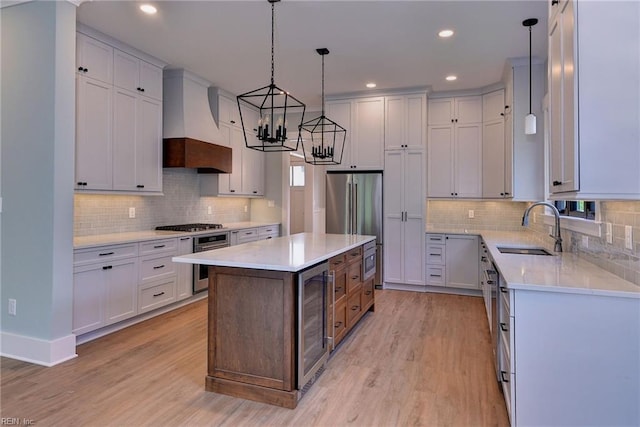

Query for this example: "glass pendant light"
[237,0,305,152]
[523,18,538,135]
[299,48,346,165]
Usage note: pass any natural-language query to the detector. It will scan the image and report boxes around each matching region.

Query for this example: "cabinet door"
[135,96,162,192]
[325,100,353,170]
[455,96,482,124]
[76,76,113,190]
[482,90,505,122]
[217,123,243,195]
[73,264,106,335]
[383,150,404,283]
[242,145,264,196]
[482,119,507,198]
[76,33,113,84]
[112,88,137,191]
[455,123,482,198]
[402,150,425,285]
[219,95,241,126]
[353,97,384,169]
[427,125,454,197]
[176,237,193,301]
[445,235,479,289]
[139,60,162,101]
[105,258,138,324]
[113,49,139,93]
[405,94,426,150]
[428,98,454,125]
[384,96,405,150]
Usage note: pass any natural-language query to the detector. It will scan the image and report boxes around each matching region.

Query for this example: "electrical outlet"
[625,225,633,250]
[582,235,589,248]
[244,205,248,213]
[468,210,474,219]
[128,207,135,218]
[549,225,553,235]
[8,299,16,316]
[268,200,275,208]
[207,206,212,215]
[606,222,613,244]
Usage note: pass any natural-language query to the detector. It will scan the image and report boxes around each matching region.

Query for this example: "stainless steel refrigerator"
[326,171,383,287]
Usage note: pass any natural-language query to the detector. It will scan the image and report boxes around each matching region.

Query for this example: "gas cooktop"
[155,223,224,232]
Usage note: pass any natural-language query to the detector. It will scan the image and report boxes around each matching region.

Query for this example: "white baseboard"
[0,332,77,367]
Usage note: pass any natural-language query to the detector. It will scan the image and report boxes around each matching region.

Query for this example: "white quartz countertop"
[173,233,376,272]
[73,222,280,249]
[428,229,640,298]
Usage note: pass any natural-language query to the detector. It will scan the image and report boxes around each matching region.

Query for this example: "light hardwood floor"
[1,290,509,426]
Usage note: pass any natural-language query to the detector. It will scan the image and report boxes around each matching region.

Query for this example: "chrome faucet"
[522,202,563,252]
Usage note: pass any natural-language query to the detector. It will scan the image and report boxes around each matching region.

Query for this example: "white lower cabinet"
[425,234,479,291]
[229,225,280,246]
[176,236,193,301]
[497,286,640,426]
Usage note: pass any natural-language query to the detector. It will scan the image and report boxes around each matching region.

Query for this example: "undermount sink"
[497,246,554,256]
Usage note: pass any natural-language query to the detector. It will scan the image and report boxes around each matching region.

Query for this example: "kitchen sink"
[497,246,553,256]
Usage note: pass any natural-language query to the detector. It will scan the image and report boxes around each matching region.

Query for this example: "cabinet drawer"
[258,225,279,239]
[139,254,176,283]
[347,285,363,326]
[139,238,177,256]
[236,228,258,244]
[333,266,347,302]
[347,261,362,293]
[426,244,446,265]
[426,266,446,286]
[346,246,363,264]
[329,253,347,270]
[138,278,176,314]
[361,277,374,309]
[426,233,445,243]
[499,338,514,421]
[74,243,138,266]
[333,300,347,346]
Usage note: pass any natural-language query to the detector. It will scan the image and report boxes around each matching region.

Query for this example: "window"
[290,165,305,187]
[554,200,596,220]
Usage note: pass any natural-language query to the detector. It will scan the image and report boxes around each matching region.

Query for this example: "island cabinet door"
[207,266,296,406]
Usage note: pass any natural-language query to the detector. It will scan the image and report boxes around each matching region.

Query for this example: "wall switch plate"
[128,207,135,218]
[468,210,474,219]
[207,206,212,215]
[625,225,633,250]
[8,299,16,316]
[582,235,589,248]
[268,200,275,208]
[606,223,613,244]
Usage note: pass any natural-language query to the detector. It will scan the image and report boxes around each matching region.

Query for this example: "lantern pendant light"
[237,0,305,152]
[299,48,347,165]
[523,18,538,135]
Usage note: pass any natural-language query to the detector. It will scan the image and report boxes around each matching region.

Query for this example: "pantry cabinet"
[384,93,426,150]
[427,96,482,198]
[326,97,385,170]
[75,29,165,194]
[547,0,640,199]
[384,149,425,288]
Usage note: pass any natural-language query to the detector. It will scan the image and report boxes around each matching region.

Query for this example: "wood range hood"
[163,138,231,174]
[162,69,232,174]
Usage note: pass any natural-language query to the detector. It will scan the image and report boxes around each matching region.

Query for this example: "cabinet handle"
[500,322,508,332]
[500,113,504,116]
[153,291,165,297]
[253,191,258,194]
[230,189,236,192]
[455,119,458,123]
[351,305,359,311]
[334,321,343,328]
[333,260,343,265]
[266,236,272,239]
[78,66,83,71]
[552,180,563,186]
[154,245,165,249]
[505,192,510,195]
[500,192,504,196]
[102,265,113,270]
[551,0,558,4]
[153,265,165,269]
[429,274,441,277]
[351,275,359,280]
[335,286,343,292]
[500,286,508,293]
[230,120,236,124]
[364,290,372,295]
[429,253,439,257]
[481,256,487,262]
[500,371,510,383]
[451,119,454,123]
[136,184,145,188]
[487,280,495,285]
[180,237,190,241]
[99,252,115,256]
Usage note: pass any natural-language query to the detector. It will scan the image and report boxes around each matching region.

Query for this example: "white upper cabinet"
[428,96,482,198]
[384,93,426,150]
[114,49,163,101]
[548,0,640,199]
[482,89,508,198]
[76,33,113,84]
[326,97,384,170]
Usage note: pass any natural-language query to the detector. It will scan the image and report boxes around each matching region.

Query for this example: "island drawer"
[74,243,138,266]
[347,261,362,292]
[138,277,176,313]
[346,246,362,264]
[140,238,178,256]
[139,254,176,283]
[333,267,347,302]
[347,285,363,326]
[329,253,347,270]
[333,300,347,345]
[361,277,374,308]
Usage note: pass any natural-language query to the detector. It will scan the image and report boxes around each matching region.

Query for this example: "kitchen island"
[173,233,376,408]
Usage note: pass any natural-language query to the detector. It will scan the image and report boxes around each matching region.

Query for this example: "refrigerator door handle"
[347,182,352,234]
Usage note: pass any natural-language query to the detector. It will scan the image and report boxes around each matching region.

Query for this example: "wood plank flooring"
[1,290,509,426]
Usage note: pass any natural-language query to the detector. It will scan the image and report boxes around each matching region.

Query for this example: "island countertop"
[172,232,376,272]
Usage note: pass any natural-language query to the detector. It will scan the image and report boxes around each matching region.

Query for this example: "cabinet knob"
[253,191,258,194]
[505,192,510,195]
[137,184,145,188]
[500,113,505,116]
[230,120,236,124]
[551,0,559,4]
[78,67,83,72]
[230,189,236,192]
[451,119,454,123]
[552,180,563,186]
[455,119,458,123]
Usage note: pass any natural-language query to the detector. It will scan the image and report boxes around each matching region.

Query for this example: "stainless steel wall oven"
[193,232,229,293]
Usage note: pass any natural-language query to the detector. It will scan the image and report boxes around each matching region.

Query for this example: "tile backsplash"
[74,169,250,236]
[427,199,640,287]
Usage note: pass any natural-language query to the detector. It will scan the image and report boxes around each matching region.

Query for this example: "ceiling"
[77,0,548,111]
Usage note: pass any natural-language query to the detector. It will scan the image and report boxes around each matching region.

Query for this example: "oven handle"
[195,244,229,252]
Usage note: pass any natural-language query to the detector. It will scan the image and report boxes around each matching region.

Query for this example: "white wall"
[1,1,77,364]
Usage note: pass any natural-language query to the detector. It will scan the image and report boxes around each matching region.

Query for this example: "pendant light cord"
[528,24,532,115]
[321,54,325,117]
[271,1,275,86]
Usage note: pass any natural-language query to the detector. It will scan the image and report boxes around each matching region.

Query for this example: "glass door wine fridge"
[297,261,330,390]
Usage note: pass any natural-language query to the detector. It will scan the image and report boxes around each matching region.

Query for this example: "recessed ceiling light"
[446,75,457,81]
[438,29,454,38]
[366,83,377,88]
[140,4,157,15]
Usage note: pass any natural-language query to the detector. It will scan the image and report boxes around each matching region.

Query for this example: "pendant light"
[299,48,346,165]
[523,18,538,135]
[237,0,305,152]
